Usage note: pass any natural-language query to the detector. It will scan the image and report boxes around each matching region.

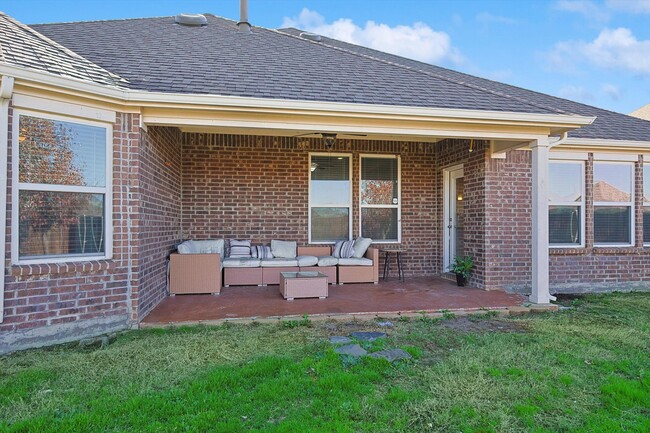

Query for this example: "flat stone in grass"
[349,331,386,341]
[368,349,412,362]
[334,344,367,357]
[329,336,352,345]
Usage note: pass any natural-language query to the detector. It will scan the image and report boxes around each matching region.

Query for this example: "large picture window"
[593,161,634,246]
[360,155,400,242]
[309,154,352,243]
[643,164,650,245]
[14,112,111,262]
[549,161,584,247]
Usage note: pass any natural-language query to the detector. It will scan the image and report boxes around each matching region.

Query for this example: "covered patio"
[141,277,526,326]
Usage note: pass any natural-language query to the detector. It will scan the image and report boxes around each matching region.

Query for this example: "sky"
[3,0,650,115]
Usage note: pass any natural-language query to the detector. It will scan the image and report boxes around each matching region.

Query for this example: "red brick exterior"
[483,150,650,293]
[3,120,650,352]
[1,113,182,352]
[181,133,443,277]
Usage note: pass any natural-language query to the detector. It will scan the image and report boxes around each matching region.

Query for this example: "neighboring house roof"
[0,12,127,88]
[630,104,650,121]
[593,181,631,202]
[0,12,643,142]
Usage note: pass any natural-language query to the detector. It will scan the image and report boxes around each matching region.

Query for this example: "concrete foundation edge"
[0,314,130,355]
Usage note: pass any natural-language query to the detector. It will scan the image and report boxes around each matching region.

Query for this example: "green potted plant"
[449,255,474,287]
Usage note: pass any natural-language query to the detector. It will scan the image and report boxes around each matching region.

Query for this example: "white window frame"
[592,160,635,247]
[12,109,113,265]
[641,162,650,247]
[359,154,401,243]
[308,152,352,244]
[548,159,585,248]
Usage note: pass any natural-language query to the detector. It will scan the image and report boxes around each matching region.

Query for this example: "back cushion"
[229,239,252,257]
[271,240,297,258]
[352,237,372,258]
[178,239,224,256]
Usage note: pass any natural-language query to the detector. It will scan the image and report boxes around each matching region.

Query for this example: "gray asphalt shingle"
[0,12,126,88]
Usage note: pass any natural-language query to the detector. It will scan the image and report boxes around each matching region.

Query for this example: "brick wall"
[134,126,182,320]
[181,133,444,276]
[1,111,142,353]
[483,149,650,293]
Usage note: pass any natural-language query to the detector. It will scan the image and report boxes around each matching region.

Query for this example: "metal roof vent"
[300,32,322,42]
[175,13,207,27]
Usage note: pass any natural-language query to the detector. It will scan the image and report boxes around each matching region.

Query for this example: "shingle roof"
[17,13,650,141]
[277,27,650,142]
[31,15,557,115]
[0,12,127,88]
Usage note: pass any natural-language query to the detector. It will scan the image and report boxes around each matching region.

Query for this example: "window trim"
[308,152,352,244]
[549,159,585,248]
[12,109,113,265]
[359,154,401,244]
[641,163,650,247]
[592,160,635,247]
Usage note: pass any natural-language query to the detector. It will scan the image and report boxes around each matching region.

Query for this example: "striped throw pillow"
[251,245,273,259]
[229,239,251,258]
[333,240,355,258]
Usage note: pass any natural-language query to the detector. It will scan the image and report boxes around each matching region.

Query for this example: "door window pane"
[19,191,105,258]
[311,208,349,242]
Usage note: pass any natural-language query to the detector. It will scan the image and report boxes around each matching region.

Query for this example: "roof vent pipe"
[237,0,251,32]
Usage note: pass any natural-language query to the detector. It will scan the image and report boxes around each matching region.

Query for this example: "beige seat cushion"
[337,257,373,266]
[222,258,261,268]
[260,258,299,267]
[318,256,339,266]
[296,255,318,267]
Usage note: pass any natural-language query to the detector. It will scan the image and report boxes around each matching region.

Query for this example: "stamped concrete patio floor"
[142,277,526,326]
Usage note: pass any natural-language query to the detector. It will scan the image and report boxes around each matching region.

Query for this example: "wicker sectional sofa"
[169,239,379,295]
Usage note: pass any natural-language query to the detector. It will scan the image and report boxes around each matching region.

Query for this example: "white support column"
[530,136,553,304]
[0,76,14,323]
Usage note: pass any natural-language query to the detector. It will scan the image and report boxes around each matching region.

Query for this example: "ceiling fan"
[294,132,367,149]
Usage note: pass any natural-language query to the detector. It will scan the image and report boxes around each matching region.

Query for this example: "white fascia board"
[1,64,596,130]
[562,138,650,151]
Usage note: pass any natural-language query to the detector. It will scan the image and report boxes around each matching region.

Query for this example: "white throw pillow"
[271,240,297,258]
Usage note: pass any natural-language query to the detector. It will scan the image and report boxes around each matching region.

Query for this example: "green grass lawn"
[1,292,648,432]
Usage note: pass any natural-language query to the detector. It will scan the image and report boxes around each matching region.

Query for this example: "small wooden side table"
[381,249,405,281]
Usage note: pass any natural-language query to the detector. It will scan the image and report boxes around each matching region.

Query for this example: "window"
[593,161,634,246]
[309,153,351,243]
[643,164,650,245]
[14,112,111,263]
[360,155,400,242]
[549,161,584,247]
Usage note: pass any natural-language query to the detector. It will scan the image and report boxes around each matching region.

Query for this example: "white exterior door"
[443,165,465,272]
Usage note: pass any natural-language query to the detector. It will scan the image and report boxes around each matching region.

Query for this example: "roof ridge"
[1,11,128,84]
[275,28,571,116]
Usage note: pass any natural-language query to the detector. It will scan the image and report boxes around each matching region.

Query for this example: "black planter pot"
[455,273,467,287]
